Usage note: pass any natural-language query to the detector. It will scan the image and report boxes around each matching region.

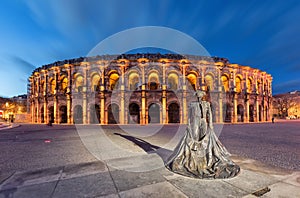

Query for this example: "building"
[273,91,300,119]
[0,94,28,122]
[28,53,273,124]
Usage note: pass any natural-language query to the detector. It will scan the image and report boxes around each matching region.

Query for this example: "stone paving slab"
[164,173,248,198]
[52,172,117,198]
[119,181,187,198]
[263,182,300,198]
[0,181,57,198]
[61,161,107,180]
[223,169,278,194]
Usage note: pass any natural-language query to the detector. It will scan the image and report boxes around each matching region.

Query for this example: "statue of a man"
[166,90,240,179]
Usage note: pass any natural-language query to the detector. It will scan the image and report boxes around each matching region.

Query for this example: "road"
[0,121,299,175]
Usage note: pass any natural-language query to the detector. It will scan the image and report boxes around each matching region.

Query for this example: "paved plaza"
[0,121,299,197]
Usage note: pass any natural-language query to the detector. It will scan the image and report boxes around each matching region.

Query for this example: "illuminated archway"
[74,105,83,124]
[60,105,67,123]
[128,103,140,124]
[221,75,229,92]
[108,103,119,124]
[90,104,100,124]
[91,74,100,91]
[148,72,159,90]
[187,73,197,90]
[168,103,180,123]
[148,103,160,123]
[168,73,179,90]
[74,75,84,92]
[109,73,119,90]
[235,76,242,93]
[237,104,244,122]
[205,74,214,91]
[128,72,139,90]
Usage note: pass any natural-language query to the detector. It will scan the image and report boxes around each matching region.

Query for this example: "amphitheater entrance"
[237,104,244,122]
[74,105,83,124]
[48,106,54,123]
[223,104,231,122]
[168,103,180,123]
[148,103,160,123]
[41,107,44,123]
[90,104,100,124]
[108,104,119,124]
[249,104,254,122]
[128,103,140,124]
[259,105,262,121]
[60,106,67,123]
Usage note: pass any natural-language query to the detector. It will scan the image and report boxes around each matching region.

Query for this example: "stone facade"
[28,54,273,124]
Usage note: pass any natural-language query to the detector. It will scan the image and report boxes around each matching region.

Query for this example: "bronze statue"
[166,90,240,179]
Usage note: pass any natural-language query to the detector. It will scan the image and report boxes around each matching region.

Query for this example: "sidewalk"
[0,153,299,198]
[0,123,19,131]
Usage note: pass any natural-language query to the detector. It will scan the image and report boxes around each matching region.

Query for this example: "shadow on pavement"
[114,132,172,163]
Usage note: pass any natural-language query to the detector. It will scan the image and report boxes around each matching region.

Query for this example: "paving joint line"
[49,167,65,198]
[106,164,121,198]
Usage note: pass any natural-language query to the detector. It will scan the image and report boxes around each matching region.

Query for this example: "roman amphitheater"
[28,53,272,125]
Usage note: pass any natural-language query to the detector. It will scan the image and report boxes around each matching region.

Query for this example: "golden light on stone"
[28,54,272,124]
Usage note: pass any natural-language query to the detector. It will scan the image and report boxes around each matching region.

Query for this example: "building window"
[235,76,242,93]
[75,75,83,92]
[168,73,178,90]
[221,75,229,92]
[187,73,197,90]
[148,72,159,90]
[109,73,119,90]
[91,74,100,91]
[205,74,214,91]
[128,72,139,90]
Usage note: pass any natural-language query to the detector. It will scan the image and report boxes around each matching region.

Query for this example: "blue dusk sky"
[0,0,299,97]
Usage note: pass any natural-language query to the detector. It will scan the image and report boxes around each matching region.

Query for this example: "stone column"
[66,66,72,124]
[100,68,105,124]
[182,65,187,124]
[162,63,167,124]
[141,63,146,125]
[120,65,125,124]
[217,68,223,123]
[82,66,88,124]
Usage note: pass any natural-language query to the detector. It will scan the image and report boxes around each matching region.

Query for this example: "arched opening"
[128,103,140,124]
[50,79,56,94]
[265,106,268,121]
[41,107,44,123]
[237,104,244,122]
[247,78,252,93]
[60,105,67,123]
[48,106,54,123]
[258,105,262,121]
[109,73,119,90]
[223,103,231,122]
[148,72,159,90]
[168,103,180,123]
[90,104,100,124]
[249,104,254,122]
[211,103,216,123]
[108,103,119,124]
[148,103,160,123]
[235,76,242,93]
[74,75,84,92]
[74,105,83,124]
[205,74,214,91]
[61,77,68,93]
[187,73,197,90]
[168,73,178,90]
[91,74,100,91]
[221,75,229,92]
[128,72,140,90]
